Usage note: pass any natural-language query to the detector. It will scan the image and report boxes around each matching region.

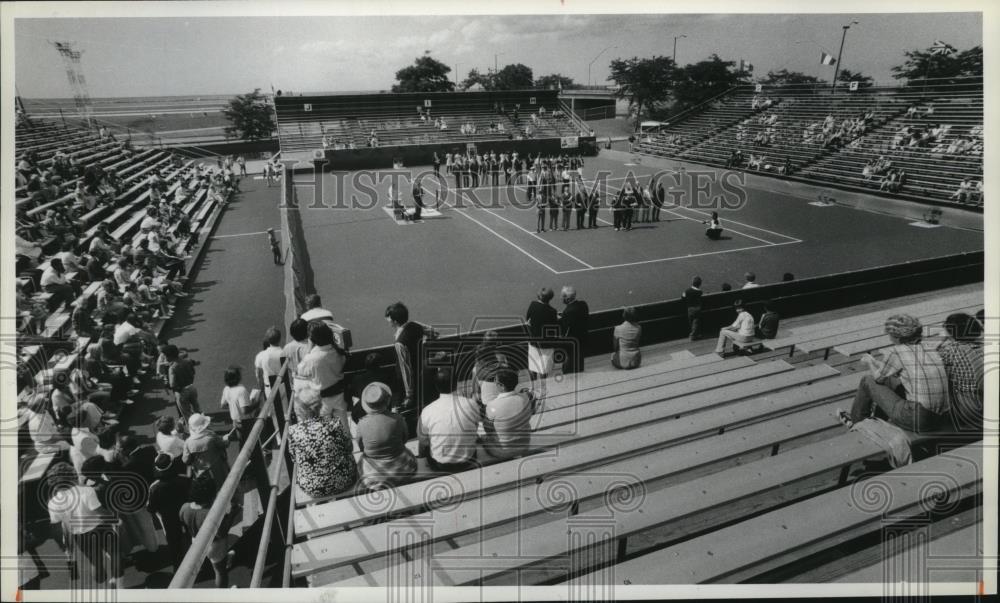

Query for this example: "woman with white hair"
[839,314,950,433]
[288,385,358,498]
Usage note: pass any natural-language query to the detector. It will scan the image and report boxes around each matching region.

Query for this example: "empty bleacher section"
[636,80,983,207]
[274,89,596,161]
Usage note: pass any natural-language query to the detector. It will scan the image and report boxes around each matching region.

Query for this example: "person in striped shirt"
[841,314,950,433]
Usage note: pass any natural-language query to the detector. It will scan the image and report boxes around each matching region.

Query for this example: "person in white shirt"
[283,318,312,379]
[254,327,284,396]
[220,366,256,442]
[154,415,186,458]
[482,369,535,460]
[40,258,77,312]
[140,207,160,232]
[742,271,760,289]
[296,322,348,428]
[715,300,756,355]
[417,368,481,472]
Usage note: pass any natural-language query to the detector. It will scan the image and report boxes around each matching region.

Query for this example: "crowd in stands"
[286,99,593,153]
[14,120,245,588]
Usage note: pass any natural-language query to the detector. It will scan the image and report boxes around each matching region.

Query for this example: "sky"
[12,10,984,99]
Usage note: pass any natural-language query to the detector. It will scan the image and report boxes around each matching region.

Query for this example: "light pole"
[672,34,687,64]
[588,45,617,87]
[831,21,859,91]
[494,53,504,74]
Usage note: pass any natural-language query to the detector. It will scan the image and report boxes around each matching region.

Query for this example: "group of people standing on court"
[530,172,669,233]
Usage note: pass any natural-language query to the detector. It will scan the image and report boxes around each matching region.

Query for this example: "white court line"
[600,181,799,245]
[480,208,593,268]
[554,240,802,274]
[670,204,802,243]
[212,229,276,239]
[422,185,559,274]
[647,168,805,243]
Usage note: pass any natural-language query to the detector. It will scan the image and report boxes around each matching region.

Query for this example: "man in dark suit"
[574,189,587,229]
[653,181,666,221]
[559,286,590,374]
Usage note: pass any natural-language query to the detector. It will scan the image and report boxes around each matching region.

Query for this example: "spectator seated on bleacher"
[756,301,780,340]
[839,314,950,434]
[417,368,481,473]
[16,281,48,335]
[950,178,974,204]
[356,381,418,489]
[878,169,906,194]
[24,393,72,454]
[40,257,80,313]
[154,415,186,459]
[936,313,985,434]
[481,368,536,460]
[714,299,755,356]
[288,385,359,499]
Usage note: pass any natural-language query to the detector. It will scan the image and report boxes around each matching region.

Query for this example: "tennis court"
[292,154,982,348]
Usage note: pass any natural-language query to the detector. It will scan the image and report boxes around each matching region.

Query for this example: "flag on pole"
[820,52,837,66]
[930,40,956,56]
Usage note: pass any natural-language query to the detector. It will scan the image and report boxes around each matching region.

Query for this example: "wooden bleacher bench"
[307,403,883,586]
[764,291,982,357]
[833,516,983,583]
[19,451,58,484]
[567,442,981,585]
[293,362,845,543]
[307,356,786,504]
[293,351,722,507]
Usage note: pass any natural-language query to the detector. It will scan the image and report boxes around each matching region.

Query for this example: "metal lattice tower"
[51,41,94,129]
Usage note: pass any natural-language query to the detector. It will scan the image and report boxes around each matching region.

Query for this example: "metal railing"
[169,359,293,588]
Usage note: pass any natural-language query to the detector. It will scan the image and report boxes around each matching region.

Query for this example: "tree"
[761,69,826,88]
[493,63,534,90]
[608,56,677,128]
[891,45,982,87]
[461,68,493,91]
[535,73,575,90]
[392,53,455,93]
[670,55,743,116]
[836,69,874,89]
[222,88,274,141]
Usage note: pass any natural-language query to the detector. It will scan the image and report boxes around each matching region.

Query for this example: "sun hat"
[361,382,392,414]
[188,413,211,434]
